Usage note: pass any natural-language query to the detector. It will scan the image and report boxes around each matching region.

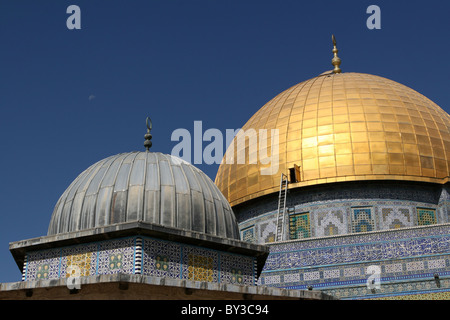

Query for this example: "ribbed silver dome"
[48,152,239,239]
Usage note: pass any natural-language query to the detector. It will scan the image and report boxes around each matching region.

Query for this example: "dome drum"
[234,180,450,242]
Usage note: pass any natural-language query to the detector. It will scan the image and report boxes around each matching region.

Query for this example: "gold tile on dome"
[318,134,334,146]
[352,142,370,153]
[333,106,348,115]
[422,168,436,177]
[335,143,352,155]
[286,150,301,162]
[366,121,383,131]
[380,113,396,123]
[354,165,372,175]
[399,124,414,133]
[434,158,447,172]
[388,153,404,165]
[404,154,420,166]
[350,122,366,132]
[303,111,318,120]
[336,154,353,166]
[384,122,400,132]
[406,166,421,176]
[337,165,355,176]
[420,156,434,169]
[318,125,334,136]
[418,144,433,157]
[352,132,368,143]
[318,144,335,157]
[430,137,444,148]
[335,132,351,143]
[385,132,402,142]
[354,153,371,165]
[387,142,403,153]
[414,125,428,135]
[401,133,416,144]
[433,148,445,159]
[302,137,318,149]
[319,155,336,168]
[289,114,303,123]
[303,169,320,180]
[317,115,333,125]
[287,129,301,142]
[372,164,389,174]
[302,119,317,128]
[320,167,337,178]
[370,142,388,153]
[389,165,406,175]
[302,127,317,138]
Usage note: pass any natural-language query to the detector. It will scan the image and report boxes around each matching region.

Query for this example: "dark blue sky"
[0,0,449,283]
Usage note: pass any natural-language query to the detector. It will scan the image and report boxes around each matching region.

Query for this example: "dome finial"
[144,117,152,151]
[331,34,342,74]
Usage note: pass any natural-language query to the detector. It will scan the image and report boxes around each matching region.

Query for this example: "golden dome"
[215,72,450,207]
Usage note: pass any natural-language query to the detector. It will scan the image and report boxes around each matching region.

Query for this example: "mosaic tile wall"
[235,182,450,241]
[235,181,444,220]
[24,236,257,286]
[141,238,256,285]
[25,237,137,281]
[329,278,450,300]
[256,223,450,299]
[239,198,445,244]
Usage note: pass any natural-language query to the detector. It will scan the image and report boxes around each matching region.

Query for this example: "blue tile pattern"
[257,223,450,299]
[23,235,257,286]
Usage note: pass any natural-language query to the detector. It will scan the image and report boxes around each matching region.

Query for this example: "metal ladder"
[275,173,288,242]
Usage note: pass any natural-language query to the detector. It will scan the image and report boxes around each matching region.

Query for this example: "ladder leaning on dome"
[275,173,289,242]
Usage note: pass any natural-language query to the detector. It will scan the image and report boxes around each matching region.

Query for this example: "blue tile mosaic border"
[256,223,450,299]
[23,235,257,286]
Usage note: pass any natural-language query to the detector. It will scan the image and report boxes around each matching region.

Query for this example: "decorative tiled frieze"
[326,279,450,300]
[263,236,450,271]
[23,235,258,286]
[259,255,450,290]
[220,252,255,285]
[26,248,64,281]
[142,238,181,279]
[234,181,443,224]
[257,223,450,299]
[239,199,444,243]
[96,238,135,275]
[61,243,97,279]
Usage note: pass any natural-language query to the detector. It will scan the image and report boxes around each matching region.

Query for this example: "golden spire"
[331,35,342,74]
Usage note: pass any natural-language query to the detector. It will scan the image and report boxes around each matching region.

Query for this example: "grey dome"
[48,152,240,239]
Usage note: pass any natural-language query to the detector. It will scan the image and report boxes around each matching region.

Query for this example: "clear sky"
[0,0,449,283]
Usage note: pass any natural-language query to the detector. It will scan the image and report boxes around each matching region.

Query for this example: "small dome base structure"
[9,220,271,294]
